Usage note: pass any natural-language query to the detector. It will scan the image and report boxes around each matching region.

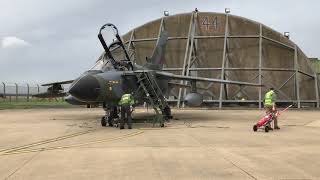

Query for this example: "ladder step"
[135,72,168,126]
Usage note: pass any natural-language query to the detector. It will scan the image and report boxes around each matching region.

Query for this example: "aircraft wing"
[34,80,73,99]
[42,80,74,86]
[168,82,208,90]
[156,72,262,87]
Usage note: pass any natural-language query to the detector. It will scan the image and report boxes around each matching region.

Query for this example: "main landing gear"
[100,105,173,128]
[163,105,173,121]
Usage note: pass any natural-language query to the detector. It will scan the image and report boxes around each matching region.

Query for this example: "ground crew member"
[118,93,135,129]
[264,87,280,130]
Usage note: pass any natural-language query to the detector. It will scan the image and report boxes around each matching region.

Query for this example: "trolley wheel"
[265,126,269,133]
[253,125,258,132]
[101,117,106,127]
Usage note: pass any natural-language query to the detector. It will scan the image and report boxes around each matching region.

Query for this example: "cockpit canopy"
[90,54,115,71]
[97,23,133,71]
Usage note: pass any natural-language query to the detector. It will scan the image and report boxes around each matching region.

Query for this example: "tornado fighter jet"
[43,23,261,127]
[33,81,70,99]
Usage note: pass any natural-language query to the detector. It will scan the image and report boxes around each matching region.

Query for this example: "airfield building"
[119,11,319,108]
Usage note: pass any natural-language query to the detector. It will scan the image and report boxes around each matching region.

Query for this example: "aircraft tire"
[108,117,114,127]
[101,117,106,127]
[163,106,172,120]
[265,126,269,133]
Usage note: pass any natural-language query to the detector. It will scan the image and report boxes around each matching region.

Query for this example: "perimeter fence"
[0,82,48,102]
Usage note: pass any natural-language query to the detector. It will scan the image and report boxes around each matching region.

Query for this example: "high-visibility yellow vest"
[119,94,135,105]
[264,90,274,106]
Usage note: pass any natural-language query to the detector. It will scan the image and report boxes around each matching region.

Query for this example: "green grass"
[0,100,73,110]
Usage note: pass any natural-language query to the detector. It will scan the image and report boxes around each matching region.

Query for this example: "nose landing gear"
[101,106,118,127]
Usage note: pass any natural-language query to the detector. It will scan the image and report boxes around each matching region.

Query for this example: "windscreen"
[90,59,104,70]
[90,56,114,71]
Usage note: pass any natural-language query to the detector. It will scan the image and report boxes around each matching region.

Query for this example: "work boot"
[275,126,280,130]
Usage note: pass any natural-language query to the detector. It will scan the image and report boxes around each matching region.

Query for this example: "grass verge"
[0,100,73,110]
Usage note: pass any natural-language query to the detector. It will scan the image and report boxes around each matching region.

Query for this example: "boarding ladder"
[135,71,169,127]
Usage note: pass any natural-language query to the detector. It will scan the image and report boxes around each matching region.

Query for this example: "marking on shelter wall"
[201,16,218,31]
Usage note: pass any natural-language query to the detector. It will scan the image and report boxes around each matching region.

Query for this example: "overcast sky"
[0,0,319,84]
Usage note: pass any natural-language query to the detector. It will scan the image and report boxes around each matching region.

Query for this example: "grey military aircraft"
[43,23,261,127]
[33,82,69,99]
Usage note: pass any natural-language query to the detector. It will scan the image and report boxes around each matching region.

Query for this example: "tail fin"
[147,30,168,70]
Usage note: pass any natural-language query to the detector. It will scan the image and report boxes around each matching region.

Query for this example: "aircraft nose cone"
[69,75,100,102]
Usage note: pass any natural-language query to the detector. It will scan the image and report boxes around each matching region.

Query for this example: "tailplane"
[145,30,168,70]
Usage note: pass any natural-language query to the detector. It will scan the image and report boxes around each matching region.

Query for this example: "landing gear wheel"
[101,117,106,127]
[160,123,165,127]
[253,125,258,132]
[163,106,172,121]
[107,117,114,127]
[265,126,269,133]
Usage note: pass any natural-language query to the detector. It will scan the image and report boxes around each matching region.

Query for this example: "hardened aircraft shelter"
[119,11,319,108]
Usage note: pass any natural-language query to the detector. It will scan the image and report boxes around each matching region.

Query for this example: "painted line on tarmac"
[209,147,259,180]
[4,151,41,179]
[0,129,96,154]
[139,125,230,130]
[1,131,144,156]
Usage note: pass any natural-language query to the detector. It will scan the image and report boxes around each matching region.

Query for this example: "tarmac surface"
[0,108,320,180]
